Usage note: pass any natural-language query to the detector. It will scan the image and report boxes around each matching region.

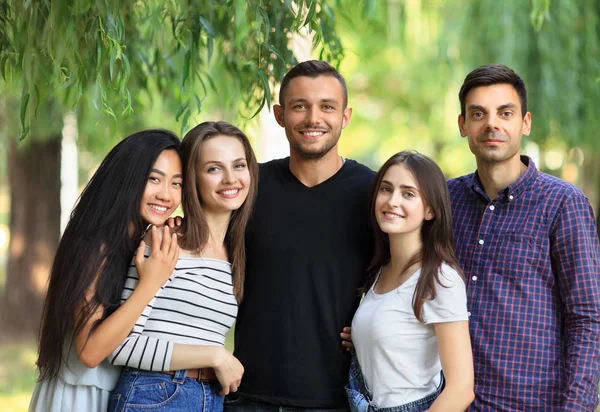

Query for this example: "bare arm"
[428,320,474,412]
[74,226,178,368]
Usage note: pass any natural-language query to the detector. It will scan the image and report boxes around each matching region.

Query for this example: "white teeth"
[220,189,239,195]
[150,205,168,212]
[383,212,402,219]
[303,131,324,137]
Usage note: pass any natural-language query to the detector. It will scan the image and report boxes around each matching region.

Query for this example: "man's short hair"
[279,60,348,108]
[459,64,528,118]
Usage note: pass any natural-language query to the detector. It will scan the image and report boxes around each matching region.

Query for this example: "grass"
[0,342,38,412]
[0,330,235,412]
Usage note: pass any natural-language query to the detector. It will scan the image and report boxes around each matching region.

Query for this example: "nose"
[222,168,238,184]
[156,182,171,201]
[486,113,500,130]
[387,190,401,207]
[306,107,321,125]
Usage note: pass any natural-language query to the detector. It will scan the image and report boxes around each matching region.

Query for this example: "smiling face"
[140,149,183,226]
[274,75,352,161]
[196,135,251,216]
[458,83,531,167]
[375,164,433,239]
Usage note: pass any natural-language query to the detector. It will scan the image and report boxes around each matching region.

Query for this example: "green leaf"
[175,101,190,122]
[182,50,191,87]
[1,54,10,81]
[199,16,215,38]
[122,53,130,82]
[257,68,271,110]
[19,126,31,141]
[194,94,202,112]
[207,36,214,63]
[258,7,271,40]
[249,94,266,119]
[33,85,40,117]
[180,109,191,137]
[303,1,317,28]
[20,93,30,130]
[264,43,285,63]
[109,49,116,80]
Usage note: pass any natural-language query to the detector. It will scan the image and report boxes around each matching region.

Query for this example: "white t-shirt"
[352,263,468,408]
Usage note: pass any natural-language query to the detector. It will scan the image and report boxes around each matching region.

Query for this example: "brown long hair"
[179,121,258,302]
[363,151,463,322]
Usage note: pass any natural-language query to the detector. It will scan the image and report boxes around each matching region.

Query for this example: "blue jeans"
[224,394,349,412]
[109,368,224,412]
[345,356,443,412]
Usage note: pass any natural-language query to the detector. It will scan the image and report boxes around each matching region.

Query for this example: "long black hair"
[36,129,181,381]
[363,151,463,322]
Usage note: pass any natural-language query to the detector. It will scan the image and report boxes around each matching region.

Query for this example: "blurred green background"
[1,0,599,410]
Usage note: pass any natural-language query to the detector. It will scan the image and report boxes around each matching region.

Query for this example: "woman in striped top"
[108,121,258,412]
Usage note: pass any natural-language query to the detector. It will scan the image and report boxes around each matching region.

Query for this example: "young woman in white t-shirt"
[347,151,474,412]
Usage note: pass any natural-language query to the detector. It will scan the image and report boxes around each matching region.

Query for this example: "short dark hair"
[458,64,528,118]
[279,60,348,108]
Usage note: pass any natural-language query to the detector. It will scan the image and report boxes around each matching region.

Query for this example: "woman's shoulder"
[437,263,466,289]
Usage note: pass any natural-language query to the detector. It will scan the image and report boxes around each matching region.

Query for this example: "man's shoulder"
[447,174,474,198]
[259,157,289,173]
[343,159,376,179]
[535,171,586,199]
[447,173,472,186]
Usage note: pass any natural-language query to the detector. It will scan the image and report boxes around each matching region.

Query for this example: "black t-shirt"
[234,157,375,407]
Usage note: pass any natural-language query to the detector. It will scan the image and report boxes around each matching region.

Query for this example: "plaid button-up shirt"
[448,156,600,411]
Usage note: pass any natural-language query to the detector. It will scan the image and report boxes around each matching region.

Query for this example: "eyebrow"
[287,97,340,105]
[498,103,517,111]
[467,104,487,113]
[381,180,419,191]
[468,102,518,112]
[150,169,183,179]
[203,157,247,166]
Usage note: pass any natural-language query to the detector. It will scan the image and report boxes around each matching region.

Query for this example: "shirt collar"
[467,155,538,203]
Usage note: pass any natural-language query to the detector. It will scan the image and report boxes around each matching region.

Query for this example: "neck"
[387,231,422,274]
[476,155,525,200]
[289,148,344,187]
[205,211,232,247]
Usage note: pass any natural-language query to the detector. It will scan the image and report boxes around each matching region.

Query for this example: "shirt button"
[509,195,514,200]
[467,311,472,317]
[472,276,478,281]
[489,205,495,211]
[478,239,484,245]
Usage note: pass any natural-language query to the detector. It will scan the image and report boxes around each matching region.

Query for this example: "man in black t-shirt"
[225,61,375,410]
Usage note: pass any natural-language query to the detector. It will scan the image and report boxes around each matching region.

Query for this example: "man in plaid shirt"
[448,64,600,411]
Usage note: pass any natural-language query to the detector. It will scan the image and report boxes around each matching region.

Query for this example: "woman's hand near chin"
[136,225,179,291]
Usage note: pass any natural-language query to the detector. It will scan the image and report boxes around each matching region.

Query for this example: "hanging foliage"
[0,0,345,138]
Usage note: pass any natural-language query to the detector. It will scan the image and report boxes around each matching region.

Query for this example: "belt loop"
[172,369,186,384]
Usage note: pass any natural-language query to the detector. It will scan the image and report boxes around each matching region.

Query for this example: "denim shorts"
[345,355,443,412]
[109,368,223,412]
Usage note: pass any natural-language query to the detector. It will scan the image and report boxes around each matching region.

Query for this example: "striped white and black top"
[108,250,237,371]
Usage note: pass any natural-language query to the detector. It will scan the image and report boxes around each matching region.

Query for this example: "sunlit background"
[0,1,598,410]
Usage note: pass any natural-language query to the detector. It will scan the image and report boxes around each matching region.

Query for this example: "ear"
[458,114,467,137]
[341,107,353,129]
[273,104,285,127]
[521,112,531,136]
[425,208,435,221]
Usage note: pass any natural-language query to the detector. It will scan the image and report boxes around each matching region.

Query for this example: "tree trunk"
[0,137,61,341]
